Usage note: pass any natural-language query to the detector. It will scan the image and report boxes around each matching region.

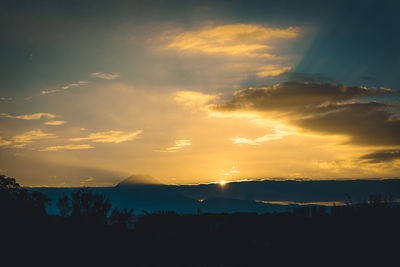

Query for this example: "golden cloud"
[155,139,191,153]
[164,24,300,57]
[40,144,94,152]
[0,112,56,120]
[12,130,56,144]
[174,91,218,107]
[257,66,292,77]
[43,120,67,126]
[70,130,142,144]
[156,23,302,82]
[229,128,294,145]
[0,137,12,147]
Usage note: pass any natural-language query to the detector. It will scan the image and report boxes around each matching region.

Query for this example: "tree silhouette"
[0,174,50,216]
[71,188,111,224]
[109,207,135,229]
[0,174,20,190]
[57,194,72,217]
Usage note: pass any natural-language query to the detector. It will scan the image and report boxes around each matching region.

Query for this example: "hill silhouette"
[31,177,400,215]
[116,174,163,186]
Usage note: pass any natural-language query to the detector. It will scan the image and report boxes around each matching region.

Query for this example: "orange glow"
[219,180,228,186]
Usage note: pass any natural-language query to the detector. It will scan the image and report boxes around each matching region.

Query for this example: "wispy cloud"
[90,72,120,80]
[163,24,300,57]
[70,130,142,144]
[221,166,240,176]
[40,144,94,152]
[155,139,191,153]
[229,128,293,145]
[41,81,88,95]
[12,130,56,145]
[0,137,12,147]
[257,66,292,77]
[155,23,302,87]
[43,120,67,126]
[0,112,56,120]
[80,177,95,185]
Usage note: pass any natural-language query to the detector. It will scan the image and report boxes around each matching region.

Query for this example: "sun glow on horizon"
[219,180,228,186]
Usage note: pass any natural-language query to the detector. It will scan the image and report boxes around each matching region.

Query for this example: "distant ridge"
[116,174,163,187]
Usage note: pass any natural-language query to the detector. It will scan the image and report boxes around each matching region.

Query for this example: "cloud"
[43,120,67,126]
[90,72,120,80]
[12,130,56,144]
[297,102,400,146]
[360,150,400,163]
[174,91,218,107]
[257,66,292,78]
[155,139,191,153]
[221,166,240,176]
[230,128,293,145]
[0,112,56,120]
[70,130,142,144]
[84,177,95,182]
[163,24,300,57]
[209,81,398,146]
[210,82,391,114]
[0,137,12,147]
[41,89,60,95]
[155,23,302,86]
[41,81,88,95]
[80,177,95,184]
[40,144,94,152]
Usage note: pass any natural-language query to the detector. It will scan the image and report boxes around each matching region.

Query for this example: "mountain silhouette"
[32,178,400,214]
[116,174,163,186]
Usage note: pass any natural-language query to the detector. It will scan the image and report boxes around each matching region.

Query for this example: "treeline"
[1,175,399,266]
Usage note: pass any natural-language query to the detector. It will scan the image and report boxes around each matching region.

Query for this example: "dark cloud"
[298,102,400,146]
[210,82,399,146]
[360,150,400,163]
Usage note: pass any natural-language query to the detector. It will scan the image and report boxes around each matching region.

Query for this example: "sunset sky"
[1,0,399,186]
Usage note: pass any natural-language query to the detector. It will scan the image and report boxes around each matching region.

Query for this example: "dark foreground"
[2,175,399,266]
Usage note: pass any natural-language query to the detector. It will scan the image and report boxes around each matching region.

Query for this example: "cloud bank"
[360,150,400,163]
[210,82,398,146]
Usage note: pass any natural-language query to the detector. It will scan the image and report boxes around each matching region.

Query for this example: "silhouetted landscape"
[35,175,400,214]
[2,174,400,266]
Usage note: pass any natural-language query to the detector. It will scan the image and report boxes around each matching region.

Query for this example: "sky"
[0,0,399,186]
